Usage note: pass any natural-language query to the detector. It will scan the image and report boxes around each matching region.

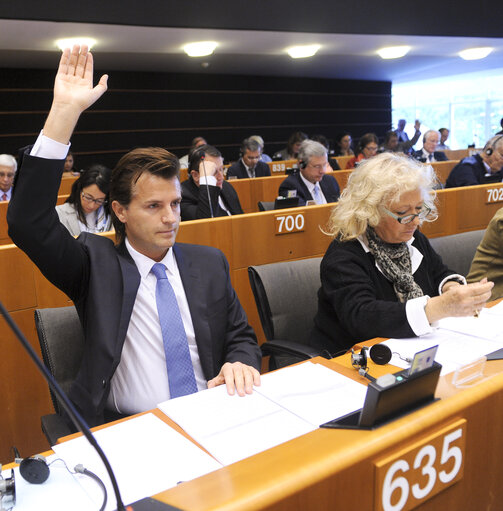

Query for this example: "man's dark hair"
[66,164,112,225]
[287,131,308,154]
[188,144,222,173]
[110,147,180,244]
[384,130,398,145]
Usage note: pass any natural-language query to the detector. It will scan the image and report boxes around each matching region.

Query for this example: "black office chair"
[248,257,326,370]
[34,306,85,445]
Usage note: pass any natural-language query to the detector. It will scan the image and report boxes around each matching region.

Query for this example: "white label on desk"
[275,213,305,234]
[486,187,503,203]
[374,419,466,511]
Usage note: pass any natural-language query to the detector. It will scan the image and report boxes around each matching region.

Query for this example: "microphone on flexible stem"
[0,300,181,511]
[200,154,214,219]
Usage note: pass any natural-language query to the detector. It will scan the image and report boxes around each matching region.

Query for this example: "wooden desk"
[152,356,503,511]
[8,356,501,511]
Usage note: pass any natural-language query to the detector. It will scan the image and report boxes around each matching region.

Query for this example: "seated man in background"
[249,135,272,162]
[179,136,207,169]
[0,154,17,201]
[226,137,271,179]
[446,135,503,188]
[8,45,261,427]
[467,207,503,300]
[278,140,340,206]
[412,130,448,163]
[437,128,450,150]
[181,144,244,220]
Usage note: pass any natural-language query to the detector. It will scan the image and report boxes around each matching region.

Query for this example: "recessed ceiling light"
[286,45,321,59]
[459,47,493,60]
[56,38,97,51]
[183,41,218,57]
[377,46,411,59]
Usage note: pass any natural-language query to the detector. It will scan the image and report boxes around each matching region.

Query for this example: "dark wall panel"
[0,67,391,170]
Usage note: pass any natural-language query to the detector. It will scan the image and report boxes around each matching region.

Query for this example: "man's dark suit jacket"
[412,150,448,163]
[226,160,271,179]
[445,153,503,188]
[7,153,261,426]
[181,177,243,221]
[278,172,340,206]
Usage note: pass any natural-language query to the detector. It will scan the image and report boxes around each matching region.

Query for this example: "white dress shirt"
[107,239,207,414]
[299,173,327,204]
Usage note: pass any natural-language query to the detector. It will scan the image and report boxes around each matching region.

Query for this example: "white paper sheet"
[53,412,222,510]
[437,308,503,341]
[383,327,503,375]
[0,454,95,511]
[158,384,316,466]
[257,362,367,426]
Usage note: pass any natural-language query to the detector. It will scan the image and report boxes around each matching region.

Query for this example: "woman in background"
[334,132,354,157]
[345,133,379,169]
[56,164,113,236]
[311,152,493,355]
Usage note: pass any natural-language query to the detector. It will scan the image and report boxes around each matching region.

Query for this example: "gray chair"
[429,229,485,276]
[34,306,85,445]
[248,257,325,369]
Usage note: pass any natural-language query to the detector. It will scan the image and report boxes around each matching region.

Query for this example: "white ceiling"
[0,19,502,83]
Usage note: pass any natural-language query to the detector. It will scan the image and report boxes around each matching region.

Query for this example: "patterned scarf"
[366,226,423,303]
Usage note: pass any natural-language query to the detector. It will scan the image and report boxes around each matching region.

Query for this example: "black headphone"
[299,160,307,169]
[485,135,503,156]
[351,345,392,381]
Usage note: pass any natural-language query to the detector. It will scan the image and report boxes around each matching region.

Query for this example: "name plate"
[486,187,503,203]
[374,419,466,511]
[271,163,286,173]
[275,213,305,235]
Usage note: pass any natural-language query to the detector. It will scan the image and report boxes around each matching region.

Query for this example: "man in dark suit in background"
[181,144,244,220]
[412,130,448,163]
[226,137,271,179]
[278,140,340,206]
[446,135,503,188]
[8,45,261,427]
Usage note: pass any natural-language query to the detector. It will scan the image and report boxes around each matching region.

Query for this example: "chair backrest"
[34,306,85,415]
[248,257,322,344]
[429,229,485,276]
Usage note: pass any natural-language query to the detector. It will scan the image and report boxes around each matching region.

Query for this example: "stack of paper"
[158,362,367,466]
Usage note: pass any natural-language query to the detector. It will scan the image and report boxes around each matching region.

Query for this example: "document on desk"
[158,362,366,466]
[52,413,222,511]
[383,325,503,375]
[1,455,95,511]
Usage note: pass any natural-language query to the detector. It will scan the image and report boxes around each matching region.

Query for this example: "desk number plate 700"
[374,419,466,511]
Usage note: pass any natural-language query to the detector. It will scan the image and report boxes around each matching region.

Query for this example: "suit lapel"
[173,244,214,376]
[115,241,141,358]
[297,174,312,201]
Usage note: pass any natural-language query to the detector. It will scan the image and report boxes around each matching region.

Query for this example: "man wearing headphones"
[446,135,503,188]
[412,130,448,163]
[181,144,244,220]
[278,140,340,206]
[226,138,271,179]
[0,154,17,201]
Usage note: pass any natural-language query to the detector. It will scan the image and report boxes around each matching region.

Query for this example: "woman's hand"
[425,278,494,323]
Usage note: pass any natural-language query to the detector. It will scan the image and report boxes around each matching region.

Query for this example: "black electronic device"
[0,300,181,511]
[274,196,299,210]
[321,361,442,430]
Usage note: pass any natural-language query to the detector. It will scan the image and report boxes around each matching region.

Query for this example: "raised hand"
[44,44,108,144]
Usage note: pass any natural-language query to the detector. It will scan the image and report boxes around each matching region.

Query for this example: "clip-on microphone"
[200,153,214,218]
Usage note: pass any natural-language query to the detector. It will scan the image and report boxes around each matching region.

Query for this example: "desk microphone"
[0,300,181,511]
[200,154,215,218]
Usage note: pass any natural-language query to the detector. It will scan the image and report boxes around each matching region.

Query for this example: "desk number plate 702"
[374,419,466,511]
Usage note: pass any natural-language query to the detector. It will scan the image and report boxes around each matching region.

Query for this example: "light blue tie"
[151,263,197,399]
[313,184,322,205]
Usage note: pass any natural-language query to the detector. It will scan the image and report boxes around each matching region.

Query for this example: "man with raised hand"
[8,45,261,427]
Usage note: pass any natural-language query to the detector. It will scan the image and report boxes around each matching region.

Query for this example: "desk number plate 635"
[374,419,466,511]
